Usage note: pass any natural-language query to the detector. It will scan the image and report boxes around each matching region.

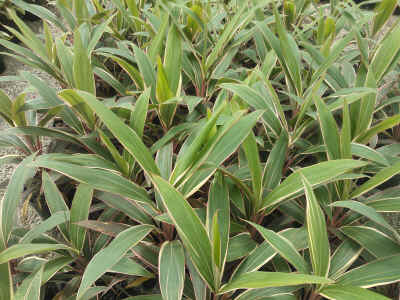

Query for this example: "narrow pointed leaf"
[262,160,367,210]
[30,157,152,206]
[329,239,362,279]
[207,173,230,272]
[73,29,95,94]
[242,132,262,201]
[315,96,340,160]
[42,171,70,239]
[59,90,160,176]
[337,254,400,287]
[0,154,36,247]
[331,200,396,234]
[320,285,391,300]
[164,23,181,94]
[303,176,330,277]
[77,225,153,299]
[20,211,70,244]
[152,175,215,291]
[340,226,400,257]
[170,103,226,184]
[351,160,400,198]
[263,131,289,192]
[219,272,333,293]
[232,227,308,279]
[14,265,43,300]
[159,241,185,300]
[70,184,93,251]
[110,256,153,277]
[249,222,310,274]
[0,244,73,264]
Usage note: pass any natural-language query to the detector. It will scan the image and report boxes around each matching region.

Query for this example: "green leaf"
[262,160,367,210]
[320,285,391,300]
[159,241,185,300]
[302,175,330,277]
[186,253,207,300]
[206,4,253,70]
[70,184,93,252]
[55,37,74,86]
[207,173,230,274]
[156,57,174,103]
[152,175,215,291]
[0,244,73,264]
[95,191,152,224]
[93,67,127,96]
[0,155,36,300]
[372,0,398,36]
[351,160,400,198]
[164,23,182,94]
[370,22,400,82]
[73,29,95,94]
[132,45,157,101]
[249,222,310,274]
[367,198,400,212]
[0,90,13,125]
[11,0,66,31]
[133,89,150,138]
[226,233,257,262]
[273,6,302,96]
[59,88,95,129]
[351,143,389,166]
[180,110,263,197]
[235,286,299,300]
[110,256,153,277]
[98,129,129,176]
[42,171,70,240]
[315,96,340,160]
[73,0,89,25]
[7,9,48,61]
[30,157,152,206]
[108,55,143,90]
[14,265,43,300]
[42,256,74,284]
[157,57,176,128]
[242,132,263,202]
[263,131,289,192]
[220,83,281,135]
[20,211,70,244]
[219,272,333,293]
[21,71,62,107]
[340,226,400,257]
[331,201,397,236]
[232,227,308,279]
[148,12,168,62]
[59,90,160,176]
[329,239,362,279]
[337,254,400,287]
[76,225,153,299]
[11,93,27,127]
[0,154,36,247]
[356,114,400,144]
[170,103,226,185]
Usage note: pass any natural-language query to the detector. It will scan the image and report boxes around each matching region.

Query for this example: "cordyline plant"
[1,0,400,299]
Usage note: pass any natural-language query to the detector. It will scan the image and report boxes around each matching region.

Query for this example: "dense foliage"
[1,0,400,299]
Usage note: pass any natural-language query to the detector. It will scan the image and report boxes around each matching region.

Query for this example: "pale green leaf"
[159,241,185,300]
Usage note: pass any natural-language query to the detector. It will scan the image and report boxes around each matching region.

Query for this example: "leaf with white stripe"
[159,241,185,300]
[302,175,330,277]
